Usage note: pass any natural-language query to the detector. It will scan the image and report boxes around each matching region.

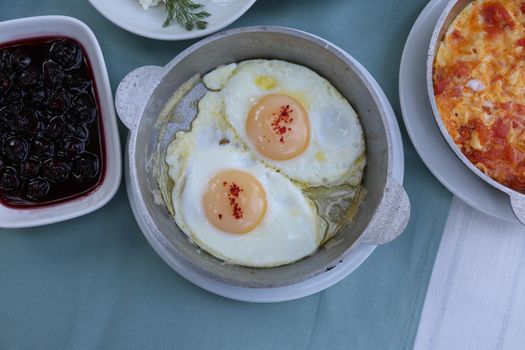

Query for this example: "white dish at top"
[399,0,517,223]
[88,0,257,41]
[0,16,122,228]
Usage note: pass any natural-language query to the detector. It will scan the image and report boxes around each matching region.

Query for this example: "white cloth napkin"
[414,197,525,350]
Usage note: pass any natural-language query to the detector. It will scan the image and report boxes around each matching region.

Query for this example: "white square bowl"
[0,16,122,228]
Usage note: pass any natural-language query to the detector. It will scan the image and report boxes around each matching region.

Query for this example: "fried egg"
[165,92,325,267]
[203,59,366,187]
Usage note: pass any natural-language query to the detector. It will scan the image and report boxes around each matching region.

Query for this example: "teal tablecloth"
[0,1,451,349]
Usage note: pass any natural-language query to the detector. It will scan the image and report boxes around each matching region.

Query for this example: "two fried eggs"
[165,60,366,267]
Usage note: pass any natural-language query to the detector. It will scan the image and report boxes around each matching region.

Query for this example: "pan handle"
[115,65,164,131]
[510,192,525,226]
[360,177,411,245]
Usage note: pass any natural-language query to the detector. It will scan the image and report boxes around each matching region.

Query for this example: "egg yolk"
[246,94,310,160]
[202,170,267,234]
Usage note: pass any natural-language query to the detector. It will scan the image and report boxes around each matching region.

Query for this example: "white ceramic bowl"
[88,0,257,41]
[0,16,122,228]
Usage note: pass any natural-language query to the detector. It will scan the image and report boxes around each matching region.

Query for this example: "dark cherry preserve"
[0,37,105,207]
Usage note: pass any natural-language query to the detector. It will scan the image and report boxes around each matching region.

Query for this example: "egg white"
[165,92,325,267]
[203,59,366,187]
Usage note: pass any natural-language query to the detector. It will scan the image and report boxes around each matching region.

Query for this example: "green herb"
[163,0,210,31]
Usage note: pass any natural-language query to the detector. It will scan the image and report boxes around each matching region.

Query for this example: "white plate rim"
[87,0,257,41]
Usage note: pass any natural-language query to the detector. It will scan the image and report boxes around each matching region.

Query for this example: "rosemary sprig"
[163,0,210,31]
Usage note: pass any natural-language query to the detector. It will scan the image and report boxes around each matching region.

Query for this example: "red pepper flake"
[271,104,294,143]
[518,38,525,47]
[228,182,244,220]
[222,181,228,186]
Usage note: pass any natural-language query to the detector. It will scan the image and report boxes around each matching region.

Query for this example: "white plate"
[88,0,257,41]
[399,0,517,223]
[126,51,405,302]
[0,16,122,228]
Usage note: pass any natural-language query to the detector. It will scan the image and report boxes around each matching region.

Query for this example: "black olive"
[31,138,55,159]
[72,152,99,182]
[42,60,65,89]
[69,94,96,124]
[5,84,23,107]
[0,166,20,192]
[45,116,67,140]
[41,158,70,183]
[16,65,40,89]
[59,135,85,157]
[67,123,89,141]
[48,89,71,116]
[49,40,82,70]
[0,106,18,133]
[8,49,32,72]
[3,136,29,163]
[17,108,43,136]
[25,86,50,110]
[25,178,50,200]
[0,71,12,100]
[19,157,41,179]
[0,49,11,72]
[66,71,91,93]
